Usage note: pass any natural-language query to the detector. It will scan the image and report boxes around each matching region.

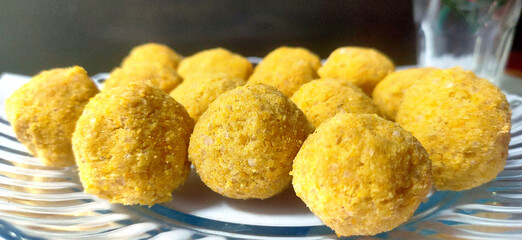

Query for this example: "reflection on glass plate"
[0,72,521,240]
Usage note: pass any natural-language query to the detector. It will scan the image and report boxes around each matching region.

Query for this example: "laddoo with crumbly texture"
[291,78,381,127]
[72,83,194,205]
[247,46,321,97]
[178,48,253,80]
[103,63,182,92]
[5,66,99,167]
[170,73,246,122]
[372,67,436,121]
[292,113,431,237]
[318,47,395,95]
[189,84,314,199]
[396,67,511,191]
[121,43,183,70]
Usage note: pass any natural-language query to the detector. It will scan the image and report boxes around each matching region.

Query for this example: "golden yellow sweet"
[292,113,431,237]
[189,84,314,199]
[72,83,193,205]
[248,46,321,97]
[170,73,245,122]
[372,67,436,121]
[291,78,381,127]
[5,66,99,167]
[178,48,252,80]
[396,67,511,191]
[318,47,395,95]
[121,43,183,70]
[104,63,182,92]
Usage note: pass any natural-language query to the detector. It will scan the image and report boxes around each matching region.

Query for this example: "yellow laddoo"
[121,43,183,70]
[72,83,194,205]
[318,47,395,95]
[170,73,246,122]
[396,67,511,191]
[104,63,182,92]
[292,113,431,237]
[5,66,99,167]
[189,84,314,199]
[291,78,381,127]
[178,48,252,80]
[372,67,436,121]
[248,46,321,97]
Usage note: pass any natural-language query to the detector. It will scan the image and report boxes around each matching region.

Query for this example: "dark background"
[0,0,520,75]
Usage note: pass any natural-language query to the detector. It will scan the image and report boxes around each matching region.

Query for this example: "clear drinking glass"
[414,0,521,84]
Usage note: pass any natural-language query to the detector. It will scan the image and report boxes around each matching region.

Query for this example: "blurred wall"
[0,0,415,74]
[0,0,520,75]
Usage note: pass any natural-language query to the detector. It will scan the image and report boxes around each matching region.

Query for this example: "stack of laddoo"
[4,42,511,237]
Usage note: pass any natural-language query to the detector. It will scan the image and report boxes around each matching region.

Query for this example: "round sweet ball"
[372,67,436,121]
[178,48,253,80]
[189,84,314,199]
[292,113,431,237]
[170,73,246,122]
[318,47,395,95]
[291,78,381,127]
[396,67,511,191]
[104,63,182,92]
[121,42,183,70]
[72,83,194,205]
[5,66,99,167]
[248,46,321,97]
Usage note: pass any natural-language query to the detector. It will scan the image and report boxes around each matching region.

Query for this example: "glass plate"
[0,71,521,240]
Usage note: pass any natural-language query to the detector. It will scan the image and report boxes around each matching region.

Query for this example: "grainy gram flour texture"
[189,84,314,199]
[292,113,431,237]
[318,46,395,95]
[372,67,436,121]
[248,46,321,97]
[396,67,511,191]
[5,66,99,167]
[291,78,381,127]
[73,83,193,205]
